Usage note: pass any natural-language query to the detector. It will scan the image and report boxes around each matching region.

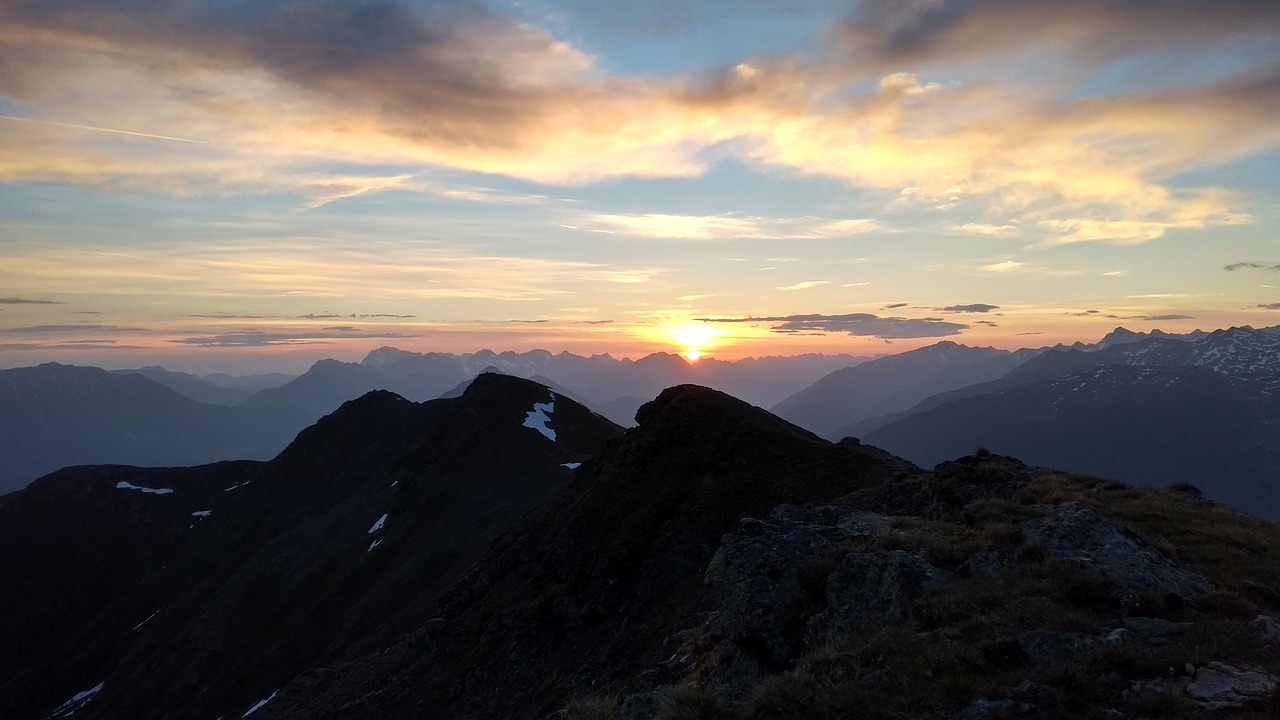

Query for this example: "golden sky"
[1,0,1278,372]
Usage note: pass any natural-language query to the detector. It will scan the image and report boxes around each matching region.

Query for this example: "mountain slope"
[772,341,1034,438]
[6,379,1280,719]
[112,366,253,406]
[0,373,623,720]
[265,384,913,719]
[864,365,1280,518]
[0,364,313,494]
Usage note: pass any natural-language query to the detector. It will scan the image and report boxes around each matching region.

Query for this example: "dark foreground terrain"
[2,373,1279,719]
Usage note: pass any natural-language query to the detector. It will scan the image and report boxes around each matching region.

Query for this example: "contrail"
[0,114,208,144]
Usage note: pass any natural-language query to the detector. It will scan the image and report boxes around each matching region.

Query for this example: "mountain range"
[3,372,1280,719]
[0,364,314,496]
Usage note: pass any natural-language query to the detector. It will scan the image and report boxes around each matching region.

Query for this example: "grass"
[560,466,1280,720]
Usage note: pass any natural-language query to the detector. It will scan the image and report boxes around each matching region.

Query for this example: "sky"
[1,0,1278,374]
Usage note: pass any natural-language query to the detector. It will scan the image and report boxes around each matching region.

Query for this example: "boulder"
[705,510,882,664]
[1016,630,1096,667]
[807,550,950,645]
[1019,502,1211,597]
[1184,662,1278,710]
[1250,614,1280,651]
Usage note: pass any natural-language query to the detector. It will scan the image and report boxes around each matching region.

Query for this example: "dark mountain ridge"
[0,373,622,720]
[4,377,1280,719]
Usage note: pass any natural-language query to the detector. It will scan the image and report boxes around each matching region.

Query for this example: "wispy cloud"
[170,328,417,348]
[941,304,1000,313]
[954,224,1016,237]
[776,281,829,291]
[1225,262,1280,271]
[981,260,1025,273]
[696,313,968,339]
[0,297,62,304]
[0,324,146,334]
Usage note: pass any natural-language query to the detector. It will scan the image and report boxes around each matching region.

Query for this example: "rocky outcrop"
[1019,502,1211,597]
[807,550,950,646]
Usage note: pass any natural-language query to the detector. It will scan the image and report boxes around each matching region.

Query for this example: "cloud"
[776,281,829,291]
[0,0,1272,243]
[1142,314,1193,321]
[0,297,62,304]
[696,313,968,339]
[0,340,143,351]
[982,260,1025,273]
[954,223,1016,237]
[6,237,660,304]
[583,213,883,240]
[1258,303,1280,310]
[941,303,999,313]
[0,324,146,334]
[882,302,909,309]
[1225,262,1280,271]
[1103,270,1130,277]
[169,327,417,347]
[973,320,998,326]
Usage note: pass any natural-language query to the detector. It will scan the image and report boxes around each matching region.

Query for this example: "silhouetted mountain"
[6,378,1280,719]
[0,363,313,494]
[239,359,430,415]
[772,341,1038,438]
[864,365,1280,519]
[239,348,858,427]
[201,371,296,393]
[0,373,622,720]
[113,366,252,406]
[838,326,1280,439]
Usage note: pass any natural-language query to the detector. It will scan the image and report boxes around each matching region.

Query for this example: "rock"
[1242,580,1280,611]
[963,550,1005,578]
[807,550,950,645]
[1250,614,1280,650]
[1184,662,1279,710]
[617,686,674,720]
[1121,616,1192,639]
[952,698,1015,719]
[1010,680,1060,710]
[1016,630,1096,667]
[1105,628,1135,643]
[705,513,873,664]
[1019,502,1211,597]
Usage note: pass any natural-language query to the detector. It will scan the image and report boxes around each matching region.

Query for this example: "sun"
[668,322,719,362]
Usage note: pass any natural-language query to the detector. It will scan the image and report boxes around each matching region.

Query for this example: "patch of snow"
[49,681,104,718]
[130,611,158,633]
[390,480,398,487]
[115,481,173,495]
[222,480,251,492]
[241,690,279,718]
[191,510,212,517]
[523,400,557,441]
[368,539,382,552]
[367,513,388,534]
[561,462,581,469]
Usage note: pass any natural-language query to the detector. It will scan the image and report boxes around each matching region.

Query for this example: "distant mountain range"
[4,372,1280,719]
[0,364,314,495]
[236,347,861,426]
[850,327,1280,519]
